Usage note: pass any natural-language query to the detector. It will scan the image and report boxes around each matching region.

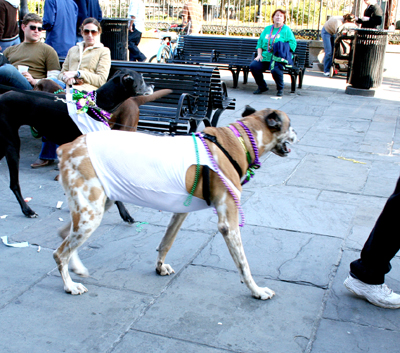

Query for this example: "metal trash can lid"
[101,18,130,23]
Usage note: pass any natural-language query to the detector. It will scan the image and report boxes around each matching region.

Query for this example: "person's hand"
[362,16,370,21]
[62,71,78,85]
[21,71,37,86]
[63,71,78,79]
[255,54,263,61]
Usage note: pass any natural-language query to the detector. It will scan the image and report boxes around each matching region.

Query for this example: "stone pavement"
[1,64,400,353]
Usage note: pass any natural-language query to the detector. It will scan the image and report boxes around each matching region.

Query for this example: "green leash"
[184,133,201,206]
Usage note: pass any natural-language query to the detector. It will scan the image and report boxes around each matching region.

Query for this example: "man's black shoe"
[277,89,283,97]
[253,87,269,95]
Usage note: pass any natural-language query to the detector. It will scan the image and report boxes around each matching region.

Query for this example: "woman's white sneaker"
[344,275,400,309]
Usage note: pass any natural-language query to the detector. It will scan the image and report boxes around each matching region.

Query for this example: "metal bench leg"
[298,69,305,89]
[229,67,240,88]
[290,73,297,93]
[243,68,249,84]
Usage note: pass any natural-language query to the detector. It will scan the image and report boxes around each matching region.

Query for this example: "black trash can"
[100,18,129,61]
[347,29,388,89]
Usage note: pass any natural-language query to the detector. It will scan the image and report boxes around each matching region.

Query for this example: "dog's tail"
[132,89,172,106]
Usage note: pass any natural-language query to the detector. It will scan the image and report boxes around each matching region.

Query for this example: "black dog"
[0,69,153,220]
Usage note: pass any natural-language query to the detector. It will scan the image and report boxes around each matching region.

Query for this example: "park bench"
[109,61,235,134]
[169,35,310,92]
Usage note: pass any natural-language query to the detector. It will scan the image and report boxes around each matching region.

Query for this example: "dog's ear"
[265,111,282,132]
[242,105,257,117]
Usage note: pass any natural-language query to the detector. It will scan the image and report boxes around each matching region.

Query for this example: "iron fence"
[27,0,398,40]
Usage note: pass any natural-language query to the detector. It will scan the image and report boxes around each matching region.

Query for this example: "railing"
[27,0,399,41]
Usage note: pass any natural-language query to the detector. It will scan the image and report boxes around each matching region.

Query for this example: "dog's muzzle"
[272,127,297,157]
[141,84,154,96]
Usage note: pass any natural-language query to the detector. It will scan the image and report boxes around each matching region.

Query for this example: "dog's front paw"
[65,282,88,295]
[156,264,175,276]
[252,286,275,300]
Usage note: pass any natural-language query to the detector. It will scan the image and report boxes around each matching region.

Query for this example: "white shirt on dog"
[86,130,239,213]
[66,93,111,135]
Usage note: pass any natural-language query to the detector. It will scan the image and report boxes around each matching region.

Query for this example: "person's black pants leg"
[128,29,146,62]
[350,176,400,284]
[249,60,270,90]
[271,65,284,91]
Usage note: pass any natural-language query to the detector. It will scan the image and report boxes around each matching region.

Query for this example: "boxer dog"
[0,70,156,220]
[54,106,297,299]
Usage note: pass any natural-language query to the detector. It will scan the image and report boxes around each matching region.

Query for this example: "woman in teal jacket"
[250,9,296,96]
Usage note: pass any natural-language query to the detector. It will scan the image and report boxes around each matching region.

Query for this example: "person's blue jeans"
[321,27,335,74]
[48,77,67,89]
[250,60,284,90]
[39,136,59,161]
[0,37,21,53]
[0,63,33,90]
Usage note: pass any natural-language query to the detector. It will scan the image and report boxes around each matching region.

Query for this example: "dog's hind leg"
[156,213,188,276]
[216,193,275,300]
[115,201,135,224]
[56,197,115,279]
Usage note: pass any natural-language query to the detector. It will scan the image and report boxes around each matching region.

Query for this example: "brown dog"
[54,106,297,299]
[109,89,172,131]
[33,78,63,93]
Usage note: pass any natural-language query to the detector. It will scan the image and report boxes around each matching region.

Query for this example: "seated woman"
[31,17,111,168]
[249,9,296,97]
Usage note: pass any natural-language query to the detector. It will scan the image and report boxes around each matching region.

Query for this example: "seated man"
[0,13,60,90]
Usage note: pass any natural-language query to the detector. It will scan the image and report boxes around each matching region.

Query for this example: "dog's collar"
[229,122,261,185]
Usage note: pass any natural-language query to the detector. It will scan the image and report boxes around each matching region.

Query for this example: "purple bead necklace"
[74,90,111,128]
[195,132,246,227]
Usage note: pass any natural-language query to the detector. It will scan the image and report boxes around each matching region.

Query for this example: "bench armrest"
[176,93,199,120]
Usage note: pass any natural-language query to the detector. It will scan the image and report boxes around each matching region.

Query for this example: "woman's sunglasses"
[83,29,99,35]
[29,25,43,32]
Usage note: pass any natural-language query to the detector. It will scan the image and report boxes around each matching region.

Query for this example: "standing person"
[31,17,111,169]
[73,0,102,42]
[344,177,400,309]
[356,0,383,29]
[43,0,78,57]
[249,9,296,97]
[182,0,203,35]
[128,0,146,62]
[0,13,60,90]
[0,0,20,53]
[321,14,357,76]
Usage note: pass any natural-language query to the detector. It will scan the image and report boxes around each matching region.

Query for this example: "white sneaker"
[344,275,400,309]
[323,72,330,76]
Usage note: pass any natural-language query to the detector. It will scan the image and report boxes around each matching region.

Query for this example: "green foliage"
[28,1,43,16]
